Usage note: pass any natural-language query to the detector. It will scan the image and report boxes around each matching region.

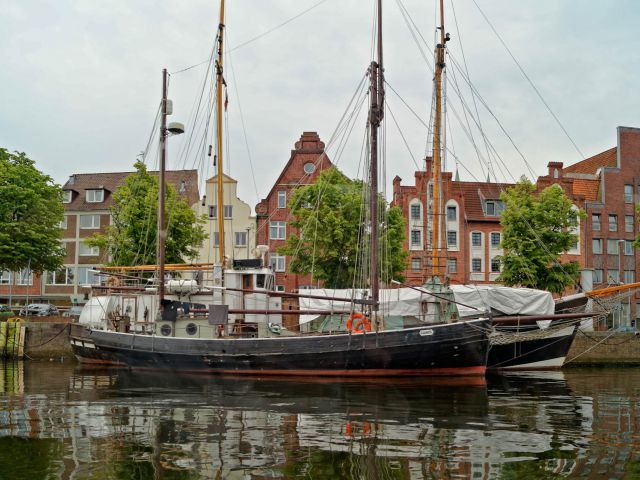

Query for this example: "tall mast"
[369,0,384,311]
[431,0,447,278]
[215,0,226,262]
[158,67,168,304]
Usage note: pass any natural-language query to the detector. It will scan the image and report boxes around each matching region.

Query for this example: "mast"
[431,0,447,278]
[369,0,384,311]
[215,0,226,262]
[158,68,168,304]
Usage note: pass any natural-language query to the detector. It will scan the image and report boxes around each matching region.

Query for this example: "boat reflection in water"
[2,362,640,478]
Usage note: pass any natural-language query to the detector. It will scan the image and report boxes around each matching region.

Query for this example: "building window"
[592,213,601,231]
[447,258,457,274]
[212,232,220,246]
[86,189,104,203]
[608,269,620,284]
[275,285,285,292]
[303,162,316,174]
[269,221,287,240]
[593,269,603,283]
[277,191,287,209]
[62,190,72,203]
[234,231,247,246]
[59,216,68,229]
[77,267,101,286]
[410,203,421,220]
[411,257,421,271]
[592,238,603,254]
[490,258,501,273]
[46,267,75,285]
[79,242,99,256]
[0,271,10,284]
[609,214,618,232]
[625,184,633,203]
[16,269,32,286]
[484,200,505,217]
[607,239,620,255]
[471,258,482,272]
[209,205,233,219]
[490,232,501,248]
[626,215,634,233]
[447,206,456,221]
[624,270,635,283]
[624,240,634,256]
[179,180,186,193]
[447,231,457,247]
[79,214,100,229]
[471,232,482,247]
[410,229,422,247]
[269,254,286,272]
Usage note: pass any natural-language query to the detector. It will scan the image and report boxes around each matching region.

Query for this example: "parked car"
[0,304,14,319]
[63,305,84,318]
[18,303,59,317]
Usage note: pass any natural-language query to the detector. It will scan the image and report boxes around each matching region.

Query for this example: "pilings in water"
[0,320,26,359]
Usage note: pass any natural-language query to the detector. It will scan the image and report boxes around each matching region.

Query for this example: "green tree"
[0,148,65,273]
[498,179,582,294]
[88,161,206,266]
[277,167,407,288]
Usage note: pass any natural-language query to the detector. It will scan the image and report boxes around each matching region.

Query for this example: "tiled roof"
[62,169,200,211]
[563,147,617,174]
[571,179,599,201]
[452,181,513,221]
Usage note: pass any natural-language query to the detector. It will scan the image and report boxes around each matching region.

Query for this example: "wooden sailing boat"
[69,0,492,376]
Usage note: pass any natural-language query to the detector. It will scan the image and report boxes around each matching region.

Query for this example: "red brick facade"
[255,132,333,292]
[393,126,640,327]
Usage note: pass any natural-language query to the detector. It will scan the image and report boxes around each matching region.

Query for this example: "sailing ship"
[69,0,492,377]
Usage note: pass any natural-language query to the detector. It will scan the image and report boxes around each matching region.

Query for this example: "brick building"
[0,169,200,307]
[393,126,640,327]
[255,132,333,292]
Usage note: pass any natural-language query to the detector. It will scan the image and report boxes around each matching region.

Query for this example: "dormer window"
[484,200,505,216]
[62,190,72,203]
[86,189,104,203]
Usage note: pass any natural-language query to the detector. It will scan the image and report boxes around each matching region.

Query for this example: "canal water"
[0,362,639,479]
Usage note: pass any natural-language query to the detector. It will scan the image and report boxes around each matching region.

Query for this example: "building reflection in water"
[1,361,640,478]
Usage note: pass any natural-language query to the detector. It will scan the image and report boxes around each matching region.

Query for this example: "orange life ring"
[346,312,371,333]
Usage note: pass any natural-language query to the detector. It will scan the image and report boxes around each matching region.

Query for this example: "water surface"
[0,361,639,479]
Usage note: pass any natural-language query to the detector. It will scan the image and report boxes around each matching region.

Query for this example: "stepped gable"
[62,169,200,210]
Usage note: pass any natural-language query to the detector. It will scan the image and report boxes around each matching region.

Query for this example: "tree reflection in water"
[1,362,640,478]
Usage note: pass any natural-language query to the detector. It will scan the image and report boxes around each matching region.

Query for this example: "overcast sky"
[2,1,639,209]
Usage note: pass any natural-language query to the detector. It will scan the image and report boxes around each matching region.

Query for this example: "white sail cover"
[450,285,554,318]
[298,285,554,324]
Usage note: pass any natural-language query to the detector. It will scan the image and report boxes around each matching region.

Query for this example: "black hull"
[71,320,490,377]
[488,325,578,370]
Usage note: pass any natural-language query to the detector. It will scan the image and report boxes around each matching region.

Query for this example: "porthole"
[303,162,316,174]
[160,324,172,336]
[186,323,198,336]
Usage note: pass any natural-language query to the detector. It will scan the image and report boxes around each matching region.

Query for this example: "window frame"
[410,229,422,247]
[79,214,100,229]
[592,238,603,254]
[490,232,501,248]
[624,184,633,203]
[270,254,286,272]
[609,214,618,232]
[471,258,482,273]
[447,230,457,247]
[626,215,634,233]
[447,258,457,274]
[411,257,422,272]
[277,191,287,209]
[234,231,247,246]
[447,206,457,221]
[592,213,601,231]
[269,221,287,240]
[471,232,482,247]
[62,190,72,203]
[79,242,99,257]
[490,257,501,273]
[85,189,104,203]
[410,203,421,221]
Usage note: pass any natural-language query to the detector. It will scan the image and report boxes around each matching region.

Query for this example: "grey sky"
[2,1,639,208]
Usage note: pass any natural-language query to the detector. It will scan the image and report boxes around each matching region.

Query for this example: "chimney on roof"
[547,161,563,179]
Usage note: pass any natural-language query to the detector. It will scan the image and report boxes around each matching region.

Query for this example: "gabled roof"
[256,132,333,213]
[563,147,617,174]
[571,178,600,201]
[62,169,199,211]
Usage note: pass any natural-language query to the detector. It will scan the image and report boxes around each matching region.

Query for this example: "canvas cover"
[298,285,554,324]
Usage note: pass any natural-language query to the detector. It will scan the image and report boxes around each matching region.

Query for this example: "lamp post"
[158,68,184,309]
